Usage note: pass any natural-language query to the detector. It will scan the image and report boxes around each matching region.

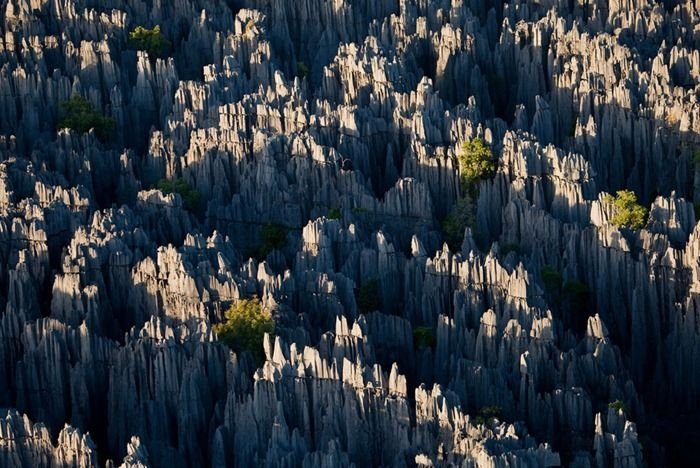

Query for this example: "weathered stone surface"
[0,0,698,466]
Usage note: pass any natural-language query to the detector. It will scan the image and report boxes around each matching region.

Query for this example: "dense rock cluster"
[1,0,699,466]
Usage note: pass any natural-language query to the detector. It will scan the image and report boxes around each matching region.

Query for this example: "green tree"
[441,195,474,250]
[603,190,648,230]
[356,278,381,313]
[129,25,171,58]
[297,61,310,79]
[327,208,341,220]
[457,138,496,193]
[473,405,502,426]
[214,297,274,364]
[499,242,520,256]
[541,266,563,296]
[157,178,201,213]
[255,223,287,259]
[57,95,115,142]
[608,400,627,413]
[413,326,436,349]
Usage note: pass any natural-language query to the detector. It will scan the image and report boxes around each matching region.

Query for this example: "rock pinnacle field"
[0,0,699,467]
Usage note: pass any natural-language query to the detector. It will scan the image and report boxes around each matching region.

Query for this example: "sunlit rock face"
[0,0,698,466]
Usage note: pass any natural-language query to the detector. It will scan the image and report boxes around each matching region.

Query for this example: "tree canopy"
[157,178,202,213]
[214,297,274,364]
[129,25,171,58]
[57,95,115,142]
[457,138,496,192]
[604,190,648,230]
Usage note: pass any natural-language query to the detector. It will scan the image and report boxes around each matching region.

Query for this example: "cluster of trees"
[57,95,115,142]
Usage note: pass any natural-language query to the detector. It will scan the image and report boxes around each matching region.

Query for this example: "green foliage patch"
[457,138,496,193]
[413,326,436,349]
[608,400,627,413]
[441,195,474,251]
[157,178,202,213]
[356,278,381,313]
[541,266,563,295]
[297,61,310,79]
[603,190,648,230]
[255,223,287,260]
[327,207,341,220]
[129,25,171,58]
[57,95,115,142]
[214,297,274,364]
[473,405,502,426]
[499,242,520,256]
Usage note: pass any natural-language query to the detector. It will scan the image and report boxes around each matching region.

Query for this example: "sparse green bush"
[57,95,115,142]
[457,138,496,193]
[327,208,341,220]
[541,266,563,295]
[413,326,436,349]
[473,405,502,426]
[129,25,171,58]
[608,400,626,413]
[500,242,520,256]
[255,223,287,260]
[297,61,310,79]
[157,178,201,212]
[603,190,648,230]
[441,195,474,250]
[563,280,591,306]
[214,297,274,364]
[356,278,381,313]
[561,279,593,333]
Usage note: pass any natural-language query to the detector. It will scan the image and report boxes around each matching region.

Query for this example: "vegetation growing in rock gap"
[473,405,503,426]
[412,326,436,349]
[296,61,310,79]
[499,242,520,256]
[457,138,497,193]
[157,178,202,213]
[441,195,474,251]
[540,266,593,333]
[603,190,648,230]
[356,278,381,313]
[327,207,341,219]
[254,223,287,260]
[214,297,274,365]
[608,400,627,413]
[441,138,496,251]
[129,25,171,58]
[541,266,563,295]
[57,95,115,142]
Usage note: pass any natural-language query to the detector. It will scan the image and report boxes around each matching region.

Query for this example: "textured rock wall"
[1,0,699,466]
